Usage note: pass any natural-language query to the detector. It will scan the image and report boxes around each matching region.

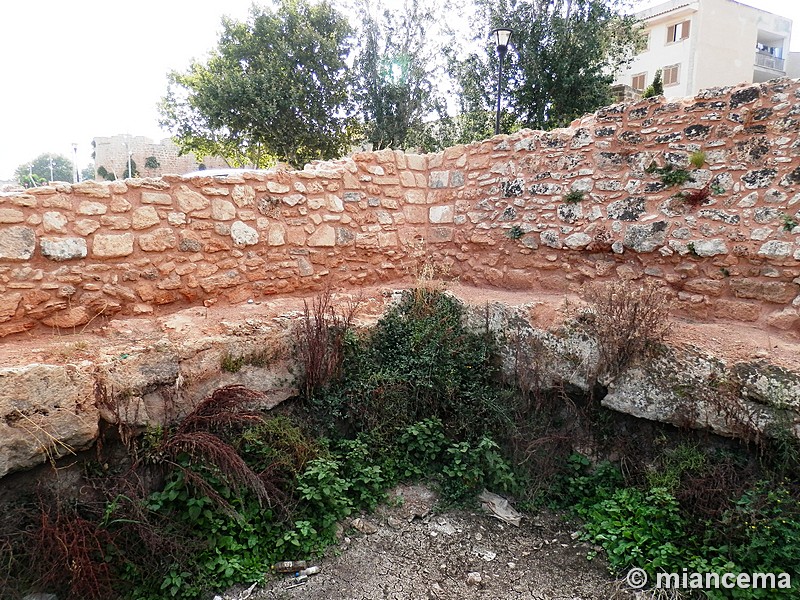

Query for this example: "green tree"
[159,0,355,169]
[451,0,644,137]
[14,153,74,187]
[642,68,663,98]
[349,0,447,151]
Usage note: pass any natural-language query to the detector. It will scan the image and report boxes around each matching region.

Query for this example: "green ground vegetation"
[4,287,799,599]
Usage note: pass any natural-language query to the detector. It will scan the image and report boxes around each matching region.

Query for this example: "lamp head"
[491,27,513,50]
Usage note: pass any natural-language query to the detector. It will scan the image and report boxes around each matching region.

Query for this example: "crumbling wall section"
[1,78,799,339]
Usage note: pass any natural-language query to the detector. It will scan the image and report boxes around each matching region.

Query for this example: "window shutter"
[681,21,690,39]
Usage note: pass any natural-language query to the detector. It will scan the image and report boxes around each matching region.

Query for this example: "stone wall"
[2,78,800,339]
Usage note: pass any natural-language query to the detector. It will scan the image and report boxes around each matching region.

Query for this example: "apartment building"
[615,0,794,98]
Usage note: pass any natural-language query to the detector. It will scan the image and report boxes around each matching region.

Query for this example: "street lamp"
[71,143,78,183]
[491,27,513,136]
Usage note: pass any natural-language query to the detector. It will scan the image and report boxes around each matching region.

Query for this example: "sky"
[0,0,799,181]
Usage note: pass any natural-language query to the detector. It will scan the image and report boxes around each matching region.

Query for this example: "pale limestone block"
[93,233,134,257]
[132,206,161,229]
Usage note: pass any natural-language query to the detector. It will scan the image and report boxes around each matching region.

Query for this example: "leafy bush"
[579,486,688,573]
[556,453,624,511]
[441,436,517,503]
[310,289,511,440]
[397,417,448,479]
[645,161,695,187]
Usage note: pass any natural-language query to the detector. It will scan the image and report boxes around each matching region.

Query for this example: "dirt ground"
[219,484,635,600]
[2,283,798,374]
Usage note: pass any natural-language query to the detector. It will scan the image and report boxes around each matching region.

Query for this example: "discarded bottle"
[296,566,320,577]
[273,560,308,573]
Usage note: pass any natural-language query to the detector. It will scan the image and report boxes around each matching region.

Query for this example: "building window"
[667,20,690,43]
[631,72,647,91]
[663,63,680,86]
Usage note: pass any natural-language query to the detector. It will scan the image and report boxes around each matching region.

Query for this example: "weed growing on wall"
[645,161,695,187]
[506,224,525,240]
[563,190,585,204]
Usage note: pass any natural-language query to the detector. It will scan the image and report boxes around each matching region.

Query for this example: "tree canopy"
[450,0,644,135]
[159,0,355,168]
[349,0,447,151]
[14,153,73,187]
[159,0,644,162]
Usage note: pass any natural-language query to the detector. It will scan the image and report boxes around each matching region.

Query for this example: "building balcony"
[755,51,785,72]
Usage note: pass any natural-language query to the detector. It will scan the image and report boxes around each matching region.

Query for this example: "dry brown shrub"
[32,499,118,600]
[295,288,361,400]
[576,279,673,383]
[154,385,275,510]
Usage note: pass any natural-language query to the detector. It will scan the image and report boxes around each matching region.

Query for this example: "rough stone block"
[0,209,24,223]
[267,181,291,194]
[132,206,161,229]
[308,224,336,247]
[211,199,237,221]
[564,232,592,249]
[231,221,259,247]
[0,226,35,260]
[93,233,134,258]
[730,279,799,304]
[78,201,107,215]
[74,219,101,236]
[175,185,210,213]
[139,228,178,252]
[141,191,173,205]
[72,180,111,198]
[405,154,426,170]
[624,222,668,253]
[0,363,98,478]
[404,205,427,224]
[429,171,450,188]
[40,237,88,261]
[42,211,69,233]
[232,184,255,207]
[429,226,453,243]
[691,239,728,257]
[268,223,286,246]
[757,240,794,259]
[404,190,427,204]
[429,205,454,224]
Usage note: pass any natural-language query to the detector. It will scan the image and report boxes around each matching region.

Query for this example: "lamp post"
[124,137,132,179]
[491,27,513,136]
[71,143,78,183]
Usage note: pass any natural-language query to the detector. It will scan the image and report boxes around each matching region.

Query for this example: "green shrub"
[296,457,352,542]
[311,289,511,440]
[397,417,448,479]
[646,443,707,491]
[579,486,688,574]
[441,436,517,504]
